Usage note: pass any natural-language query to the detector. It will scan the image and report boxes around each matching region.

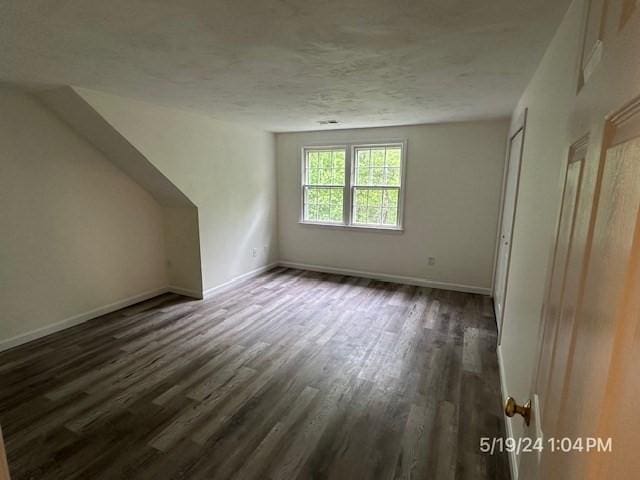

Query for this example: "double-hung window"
[302,147,346,224]
[301,141,405,230]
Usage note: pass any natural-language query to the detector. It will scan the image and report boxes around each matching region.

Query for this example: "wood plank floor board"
[0,268,509,479]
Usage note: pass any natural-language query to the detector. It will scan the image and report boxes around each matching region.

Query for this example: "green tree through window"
[353,146,402,226]
[303,149,345,223]
[301,143,404,228]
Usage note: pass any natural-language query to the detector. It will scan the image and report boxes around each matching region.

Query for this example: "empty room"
[1,0,639,479]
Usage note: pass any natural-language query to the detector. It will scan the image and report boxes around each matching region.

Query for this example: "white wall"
[276,120,509,292]
[38,87,203,297]
[76,88,279,294]
[163,206,203,296]
[499,0,584,451]
[0,88,168,346]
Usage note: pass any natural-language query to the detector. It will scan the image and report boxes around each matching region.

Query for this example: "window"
[302,147,346,224]
[352,145,402,227]
[301,141,405,230]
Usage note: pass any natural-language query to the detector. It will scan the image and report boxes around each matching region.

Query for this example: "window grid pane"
[306,149,345,186]
[303,186,344,223]
[354,146,402,187]
[353,187,400,226]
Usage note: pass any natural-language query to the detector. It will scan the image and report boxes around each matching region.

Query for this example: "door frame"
[0,425,9,480]
[493,108,528,343]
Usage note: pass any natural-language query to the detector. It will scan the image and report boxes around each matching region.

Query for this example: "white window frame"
[299,139,407,232]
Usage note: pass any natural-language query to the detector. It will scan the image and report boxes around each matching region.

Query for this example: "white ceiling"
[1,0,570,132]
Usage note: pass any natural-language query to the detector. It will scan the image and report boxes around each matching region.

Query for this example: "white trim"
[203,262,280,298]
[498,344,518,480]
[494,108,528,344]
[582,39,603,84]
[168,285,203,299]
[1,262,491,353]
[0,264,281,353]
[350,141,408,230]
[278,261,491,295]
[300,145,349,226]
[532,393,543,465]
[0,287,169,353]
[298,221,404,233]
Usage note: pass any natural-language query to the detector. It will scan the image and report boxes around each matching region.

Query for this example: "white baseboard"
[0,287,169,353]
[0,261,488,352]
[0,263,280,353]
[168,285,203,299]
[277,261,492,295]
[203,262,280,298]
[498,344,518,480]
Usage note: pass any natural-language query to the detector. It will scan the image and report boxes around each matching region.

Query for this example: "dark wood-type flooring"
[0,268,509,480]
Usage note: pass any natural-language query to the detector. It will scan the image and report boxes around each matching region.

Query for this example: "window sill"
[298,221,404,234]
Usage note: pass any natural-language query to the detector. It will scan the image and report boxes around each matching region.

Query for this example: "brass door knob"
[504,396,531,426]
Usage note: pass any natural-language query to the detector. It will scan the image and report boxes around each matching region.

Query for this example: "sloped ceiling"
[1,0,570,131]
[39,87,195,207]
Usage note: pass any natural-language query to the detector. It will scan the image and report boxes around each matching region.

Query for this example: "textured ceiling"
[0,0,570,132]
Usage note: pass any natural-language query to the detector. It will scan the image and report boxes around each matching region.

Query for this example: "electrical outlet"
[427,256,436,266]
[251,248,258,258]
